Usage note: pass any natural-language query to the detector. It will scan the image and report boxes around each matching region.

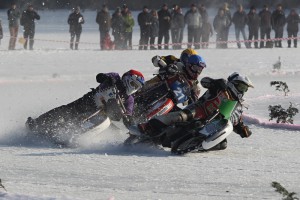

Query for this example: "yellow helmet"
[180,48,198,65]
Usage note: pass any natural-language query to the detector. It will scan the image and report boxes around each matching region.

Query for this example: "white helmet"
[227,72,254,100]
[122,70,145,95]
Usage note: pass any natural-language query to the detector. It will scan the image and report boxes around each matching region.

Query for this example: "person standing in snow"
[247,6,260,48]
[7,2,21,50]
[96,4,111,50]
[259,5,272,48]
[68,6,84,50]
[20,4,40,50]
[138,6,152,50]
[111,7,126,50]
[286,9,300,48]
[0,19,3,44]
[149,10,159,50]
[232,4,249,48]
[170,7,184,49]
[184,4,202,49]
[213,8,231,49]
[123,10,135,50]
[271,4,286,48]
[157,3,172,50]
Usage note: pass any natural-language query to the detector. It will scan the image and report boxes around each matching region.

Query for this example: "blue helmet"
[186,55,206,80]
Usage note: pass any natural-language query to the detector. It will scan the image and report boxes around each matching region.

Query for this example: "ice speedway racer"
[125,73,254,155]
[24,70,145,145]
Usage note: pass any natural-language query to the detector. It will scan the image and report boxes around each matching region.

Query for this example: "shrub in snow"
[271,181,299,200]
[268,103,299,124]
[270,81,290,96]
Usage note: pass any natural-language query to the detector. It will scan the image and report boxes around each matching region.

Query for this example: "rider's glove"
[166,64,179,75]
[152,55,167,68]
[123,115,134,128]
[214,79,228,91]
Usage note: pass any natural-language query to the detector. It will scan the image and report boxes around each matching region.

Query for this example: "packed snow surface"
[0,10,300,200]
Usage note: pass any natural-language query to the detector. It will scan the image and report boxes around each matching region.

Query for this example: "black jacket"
[286,13,300,32]
[171,12,184,29]
[259,9,272,29]
[68,12,84,33]
[158,9,172,31]
[232,10,248,28]
[271,10,286,29]
[111,13,125,36]
[96,10,111,32]
[20,9,40,29]
[7,8,21,27]
[0,22,3,39]
[150,16,159,37]
[138,11,152,32]
[247,12,260,31]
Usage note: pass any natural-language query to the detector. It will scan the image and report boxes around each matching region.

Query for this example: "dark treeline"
[0,0,300,10]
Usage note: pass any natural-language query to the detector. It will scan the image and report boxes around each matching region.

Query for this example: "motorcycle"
[25,86,124,145]
[26,72,193,145]
[125,100,237,155]
[132,73,193,122]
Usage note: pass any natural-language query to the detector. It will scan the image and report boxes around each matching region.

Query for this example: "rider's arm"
[123,95,134,116]
[96,72,120,85]
[231,104,252,138]
[201,77,228,91]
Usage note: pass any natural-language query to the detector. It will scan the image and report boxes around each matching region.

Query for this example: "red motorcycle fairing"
[146,98,175,120]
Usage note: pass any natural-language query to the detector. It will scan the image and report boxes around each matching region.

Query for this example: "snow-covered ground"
[0,10,300,200]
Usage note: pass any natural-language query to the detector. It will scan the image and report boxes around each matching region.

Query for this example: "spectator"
[286,9,300,48]
[170,7,184,49]
[232,4,249,48]
[199,4,208,24]
[0,19,3,44]
[121,4,129,16]
[138,6,152,50]
[149,10,159,50]
[184,4,202,49]
[124,10,135,50]
[96,4,111,50]
[158,4,171,50]
[247,6,260,48]
[111,7,126,50]
[20,4,40,50]
[68,6,84,50]
[271,4,286,48]
[170,4,179,48]
[222,3,232,48]
[7,2,20,50]
[201,18,213,48]
[213,8,231,49]
[259,4,272,48]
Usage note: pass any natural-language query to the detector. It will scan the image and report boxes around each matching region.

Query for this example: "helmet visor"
[129,80,140,90]
[236,82,249,93]
[190,63,205,74]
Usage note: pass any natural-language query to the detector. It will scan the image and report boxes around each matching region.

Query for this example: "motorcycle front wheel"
[171,133,203,155]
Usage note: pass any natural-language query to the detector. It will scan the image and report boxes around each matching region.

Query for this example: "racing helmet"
[180,48,198,65]
[122,69,145,95]
[227,72,254,100]
[185,55,206,80]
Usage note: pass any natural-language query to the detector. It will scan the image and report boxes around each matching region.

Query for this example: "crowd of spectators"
[1,2,300,50]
